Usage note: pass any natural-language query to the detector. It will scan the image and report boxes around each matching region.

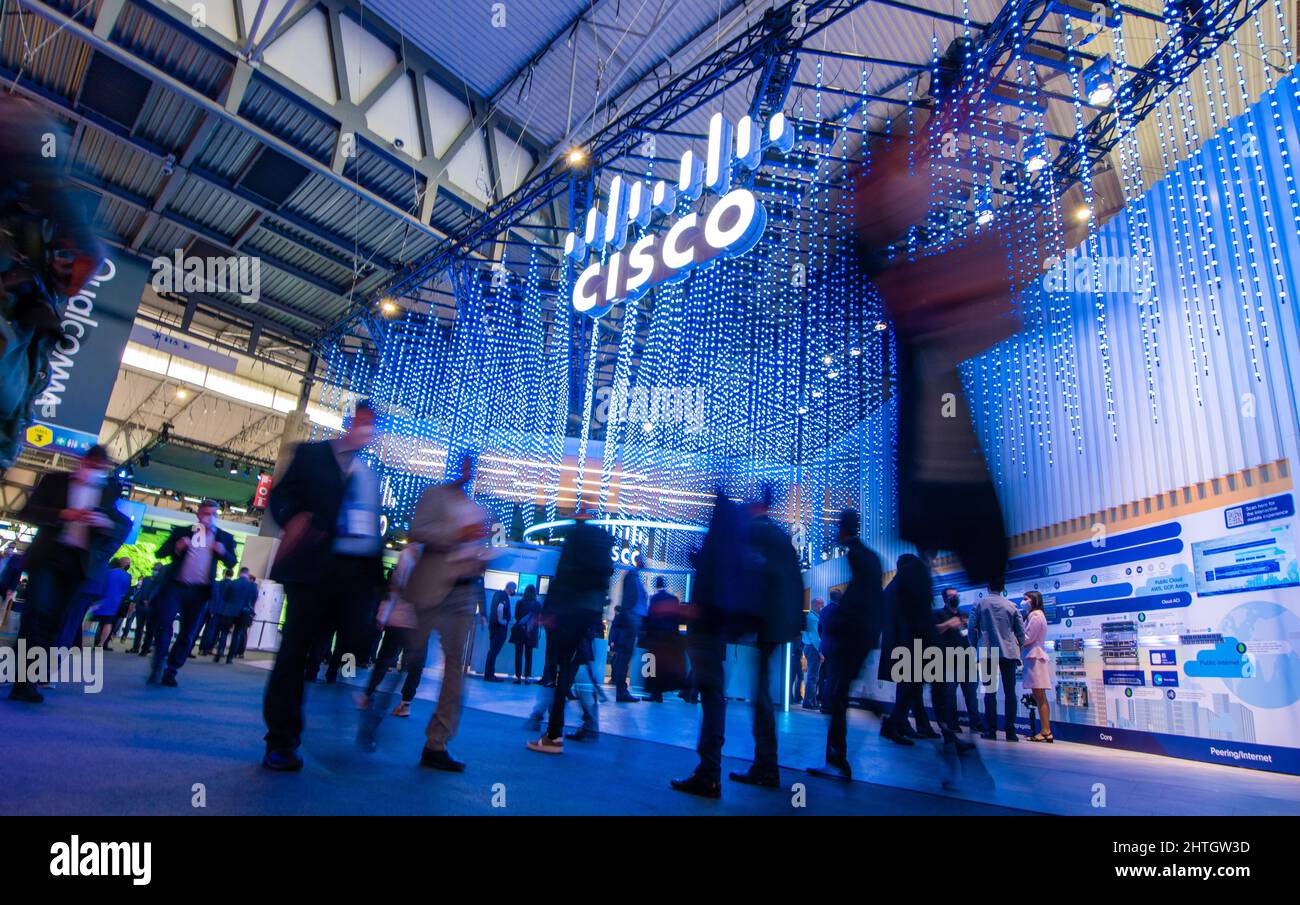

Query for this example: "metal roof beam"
[25,0,452,246]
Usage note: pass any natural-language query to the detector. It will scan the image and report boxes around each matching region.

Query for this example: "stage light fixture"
[176,388,188,400]
[1075,205,1092,222]
[379,298,399,317]
[566,147,588,167]
[214,458,224,469]
[1083,56,1114,107]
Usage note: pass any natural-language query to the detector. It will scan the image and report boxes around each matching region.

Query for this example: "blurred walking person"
[212,567,258,664]
[395,455,490,771]
[933,587,983,734]
[90,558,132,650]
[808,511,883,780]
[610,567,647,701]
[816,589,842,712]
[510,583,541,683]
[727,488,803,789]
[8,445,129,703]
[147,500,237,687]
[670,491,752,799]
[798,597,824,709]
[262,401,385,771]
[357,542,425,729]
[127,563,164,654]
[851,89,1036,590]
[968,581,1025,742]
[483,581,514,682]
[879,553,940,744]
[526,511,613,755]
[642,576,685,703]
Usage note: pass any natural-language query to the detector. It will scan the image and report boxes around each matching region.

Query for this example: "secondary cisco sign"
[564,112,794,317]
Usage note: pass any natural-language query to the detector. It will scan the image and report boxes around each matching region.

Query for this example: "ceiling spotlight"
[849,347,861,357]
[1025,151,1049,174]
[379,298,399,317]
[1088,82,1114,106]
[1083,56,1114,107]
[811,389,824,399]
[566,146,588,167]
[821,354,833,367]
[797,405,809,416]
[1075,205,1092,222]
[827,370,839,380]
[874,321,888,331]
[176,387,188,400]
[229,464,238,475]
[976,209,994,226]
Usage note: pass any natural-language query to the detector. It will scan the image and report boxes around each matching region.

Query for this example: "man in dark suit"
[809,509,883,780]
[262,401,384,771]
[128,563,164,654]
[880,552,941,744]
[933,587,983,735]
[728,487,804,789]
[8,444,130,703]
[148,500,237,686]
[483,581,514,682]
[212,567,258,663]
[526,512,613,754]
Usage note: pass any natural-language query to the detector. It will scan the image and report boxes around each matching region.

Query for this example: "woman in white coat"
[1021,590,1053,742]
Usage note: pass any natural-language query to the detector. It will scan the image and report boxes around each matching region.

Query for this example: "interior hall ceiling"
[0,0,555,345]
[2,0,1294,355]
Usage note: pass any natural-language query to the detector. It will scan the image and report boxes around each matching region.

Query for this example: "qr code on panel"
[1225,507,1244,528]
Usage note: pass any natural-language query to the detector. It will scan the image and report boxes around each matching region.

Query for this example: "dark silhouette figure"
[809,510,882,780]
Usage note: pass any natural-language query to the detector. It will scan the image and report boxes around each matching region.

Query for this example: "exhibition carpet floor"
[0,650,1032,817]
[3,648,1299,815]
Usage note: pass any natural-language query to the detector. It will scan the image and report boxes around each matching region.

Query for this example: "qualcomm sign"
[565,111,795,317]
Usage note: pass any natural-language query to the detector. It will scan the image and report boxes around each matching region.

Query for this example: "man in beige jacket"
[401,455,490,771]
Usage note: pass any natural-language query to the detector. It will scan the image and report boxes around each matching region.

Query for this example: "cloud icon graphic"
[1184,637,1253,679]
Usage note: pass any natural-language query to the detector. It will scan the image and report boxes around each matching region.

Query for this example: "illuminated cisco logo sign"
[564,111,795,318]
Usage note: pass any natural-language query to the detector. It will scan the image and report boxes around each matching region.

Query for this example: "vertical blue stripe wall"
[813,71,1300,602]
[967,72,1300,536]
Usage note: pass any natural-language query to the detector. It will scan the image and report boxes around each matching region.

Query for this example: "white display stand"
[247,580,285,652]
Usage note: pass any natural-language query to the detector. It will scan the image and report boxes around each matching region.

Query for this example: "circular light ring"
[521,517,707,544]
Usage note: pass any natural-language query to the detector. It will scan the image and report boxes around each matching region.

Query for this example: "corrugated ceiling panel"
[75,128,166,199]
[239,76,338,164]
[112,3,233,98]
[360,0,590,97]
[195,122,262,181]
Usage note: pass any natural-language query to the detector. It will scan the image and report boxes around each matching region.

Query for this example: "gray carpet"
[0,650,1040,816]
